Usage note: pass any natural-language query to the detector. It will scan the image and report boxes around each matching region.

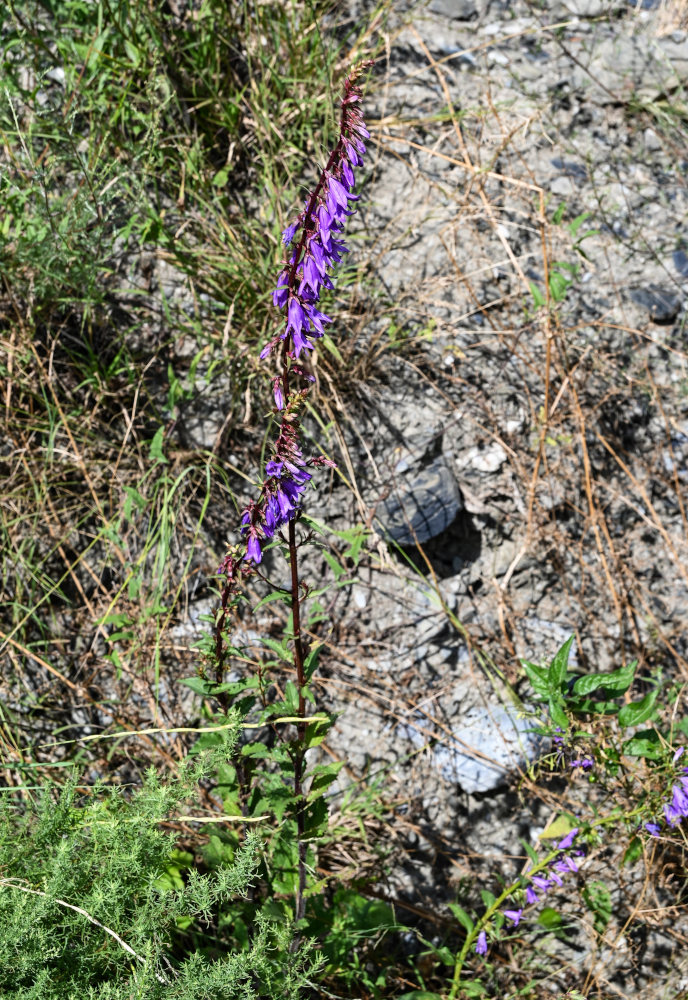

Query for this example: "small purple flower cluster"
[645,746,688,837]
[262,69,369,365]
[239,392,335,564]
[551,728,594,772]
[475,827,583,956]
[218,64,370,569]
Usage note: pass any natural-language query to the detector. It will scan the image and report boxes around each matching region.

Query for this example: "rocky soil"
[6,0,688,994]
[60,0,688,992]
[238,0,688,992]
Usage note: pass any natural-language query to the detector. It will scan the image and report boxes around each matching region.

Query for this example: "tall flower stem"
[287,517,308,923]
[219,60,371,932]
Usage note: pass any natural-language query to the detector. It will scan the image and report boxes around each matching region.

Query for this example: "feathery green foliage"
[0,730,319,999]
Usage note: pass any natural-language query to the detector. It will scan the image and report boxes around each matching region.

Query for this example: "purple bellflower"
[220,63,371,567]
[641,747,688,838]
[502,828,583,930]
[262,63,369,366]
[475,930,488,955]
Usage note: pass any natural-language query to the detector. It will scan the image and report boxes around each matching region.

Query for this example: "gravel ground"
[5,0,688,994]
[172,1,688,991]
[276,0,688,993]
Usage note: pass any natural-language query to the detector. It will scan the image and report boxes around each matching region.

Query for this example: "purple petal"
[273,270,290,308]
[291,325,314,358]
[276,488,295,518]
[282,222,298,246]
[305,305,332,336]
[328,175,350,208]
[246,534,262,563]
[475,930,487,955]
[503,909,522,927]
[309,238,327,275]
[287,296,308,335]
[302,257,322,294]
[531,876,551,892]
[664,801,682,827]
[341,161,355,190]
[556,828,579,851]
[265,460,284,478]
[645,822,661,837]
[272,378,284,411]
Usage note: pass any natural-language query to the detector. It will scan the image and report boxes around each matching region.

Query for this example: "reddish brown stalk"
[288,516,308,925]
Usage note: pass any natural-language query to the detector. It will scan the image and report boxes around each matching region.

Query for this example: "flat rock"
[630,284,682,324]
[427,0,483,19]
[401,701,542,794]
[376,457,462,546]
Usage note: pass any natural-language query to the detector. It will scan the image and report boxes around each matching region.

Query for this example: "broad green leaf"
[148,426,167,463]
[573,660,636,696]
[569,211,592,236]
[548,695,569,729]
[307,761,344,800]
[618,689,658,729]
[623,836,643,866]
[538,906,563,929]
[303,796,328,837]
[303,717,332,749]
[548,635,575,690]
[303,644,321,681]
[529,280,546,308]
[519,837,539,863]
[448,902,474,933]
[454,985,486,998]
[540,814,577,840]
[240,742,271,759]
[283,680,300,714]
[522,661,550,700]
[551,202,567,225]
[320,332,342,362]
[397,994,444,1000]
[252,589,291,612]
[480,889,496,909]
[321,548,346,580]
[179,675,257,697]
[259,637,292,663]
[549,270,571,302]
[622,730,661,758]
[212,167,230,187]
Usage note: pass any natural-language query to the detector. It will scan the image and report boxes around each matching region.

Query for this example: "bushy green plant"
[0,728,320,999]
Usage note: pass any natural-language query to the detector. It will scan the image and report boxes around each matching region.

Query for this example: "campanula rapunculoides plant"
[212,62,372,927]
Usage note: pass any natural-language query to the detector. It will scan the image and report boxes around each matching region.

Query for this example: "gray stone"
[456,443,507,474]
[376,457,462,546]
[644,127,662,151]
[550,175,576,197]
[400,702,541,793]
[673,249,688,278]
[630,285,682,324]
[550,157,588,181]
[562,0,622,14]
[427,0,481,19]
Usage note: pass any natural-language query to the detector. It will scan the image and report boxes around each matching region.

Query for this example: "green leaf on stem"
[622,729,662,759]
[448,902,474,933]
[618,689,658,729]
[573,660,636,696]
[548,635,575,690]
